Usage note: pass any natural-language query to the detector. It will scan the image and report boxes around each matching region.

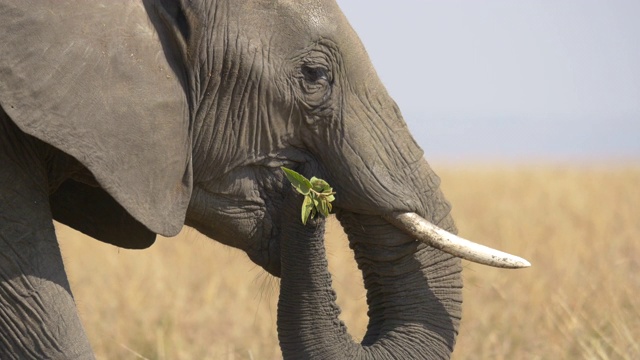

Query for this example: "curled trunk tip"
[385,212,531,269]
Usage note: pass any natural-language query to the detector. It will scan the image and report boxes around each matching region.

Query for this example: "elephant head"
[0,0,528,358]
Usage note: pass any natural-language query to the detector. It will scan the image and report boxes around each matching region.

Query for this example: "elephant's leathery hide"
[0,0,192,236]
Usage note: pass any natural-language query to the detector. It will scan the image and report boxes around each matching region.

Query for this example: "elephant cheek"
[185,191,269,265]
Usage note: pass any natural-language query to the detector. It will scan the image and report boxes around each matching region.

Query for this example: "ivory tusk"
[384,212,531,269]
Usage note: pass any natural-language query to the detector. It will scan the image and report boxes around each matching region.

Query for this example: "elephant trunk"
[277,217,352,358]
[277,216,462,359]
[277,164,465,359]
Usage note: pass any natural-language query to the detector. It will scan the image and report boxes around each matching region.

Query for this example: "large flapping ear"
[0,1,192,236]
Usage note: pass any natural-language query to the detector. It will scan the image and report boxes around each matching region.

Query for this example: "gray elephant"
[0,1,528,359]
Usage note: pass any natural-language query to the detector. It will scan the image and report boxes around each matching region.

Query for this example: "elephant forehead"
[276,0,339,31]
[232,1,377,79]
[233,0,346,47]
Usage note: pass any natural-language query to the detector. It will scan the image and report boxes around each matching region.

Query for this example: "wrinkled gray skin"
[0,1,462,359]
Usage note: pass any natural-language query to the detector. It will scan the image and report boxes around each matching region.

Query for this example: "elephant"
[0,0,529,358]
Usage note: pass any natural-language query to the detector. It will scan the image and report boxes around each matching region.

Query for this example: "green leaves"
[281,167,336,225]
[281,167,312,196]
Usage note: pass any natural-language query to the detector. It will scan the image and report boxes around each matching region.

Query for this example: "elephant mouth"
[256,161,531,278]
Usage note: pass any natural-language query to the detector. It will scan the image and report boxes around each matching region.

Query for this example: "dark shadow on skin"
[50,180,156,249]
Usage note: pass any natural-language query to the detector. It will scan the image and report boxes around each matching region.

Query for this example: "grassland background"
[56,166,640,359]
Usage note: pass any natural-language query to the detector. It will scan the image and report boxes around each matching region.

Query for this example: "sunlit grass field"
[57,166,640,359]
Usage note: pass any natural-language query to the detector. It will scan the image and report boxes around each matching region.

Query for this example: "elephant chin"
[248,235,281,277]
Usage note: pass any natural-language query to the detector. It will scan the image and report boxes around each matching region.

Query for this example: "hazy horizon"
[337,1,640,164]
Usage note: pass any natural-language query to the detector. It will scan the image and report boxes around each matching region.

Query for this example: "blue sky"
[337,1,640,163]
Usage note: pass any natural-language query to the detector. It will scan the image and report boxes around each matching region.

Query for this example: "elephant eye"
[301,65,329,84]
[297,64,333,109]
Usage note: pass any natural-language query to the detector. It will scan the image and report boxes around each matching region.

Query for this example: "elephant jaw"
[385,212,531,269]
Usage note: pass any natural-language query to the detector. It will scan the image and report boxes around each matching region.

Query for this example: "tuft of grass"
[58,166,640,359]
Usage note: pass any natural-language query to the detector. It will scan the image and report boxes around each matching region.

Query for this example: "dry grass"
[57,166,640,359]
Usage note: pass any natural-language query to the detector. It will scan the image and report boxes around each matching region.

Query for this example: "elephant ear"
[0,1,192,236]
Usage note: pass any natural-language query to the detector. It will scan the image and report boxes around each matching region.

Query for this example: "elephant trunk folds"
[277,196,463,359]
[340,212,463,359]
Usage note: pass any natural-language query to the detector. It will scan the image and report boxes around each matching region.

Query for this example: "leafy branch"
[281,167,336,225]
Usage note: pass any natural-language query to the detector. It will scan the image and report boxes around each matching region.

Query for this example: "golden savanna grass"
[57,166,640,359]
